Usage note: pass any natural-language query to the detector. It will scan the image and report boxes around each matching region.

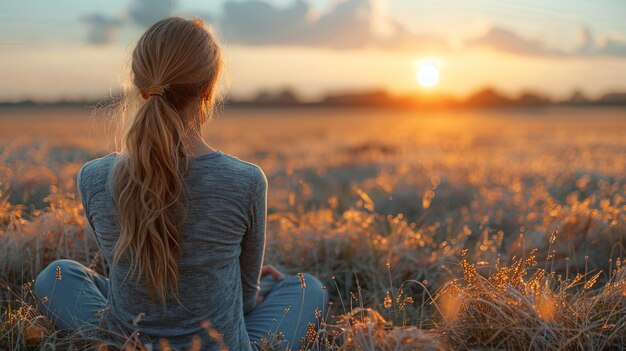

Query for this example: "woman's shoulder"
[79,152,118,177]
[77,152,119,192]
[81,152,118,169]
[220,152,264,175]
[198,151,264,177]
[193,151,267,192]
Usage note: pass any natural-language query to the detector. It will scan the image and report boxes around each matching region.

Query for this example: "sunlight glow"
[416,63,440,88]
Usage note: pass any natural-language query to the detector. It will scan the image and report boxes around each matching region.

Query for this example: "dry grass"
[0,106,625,350]
[434,249,626,350]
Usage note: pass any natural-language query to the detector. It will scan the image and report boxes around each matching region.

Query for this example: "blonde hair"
[112,17,223,305]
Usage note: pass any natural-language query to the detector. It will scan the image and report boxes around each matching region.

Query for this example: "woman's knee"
[299,273,323,290]
[34,259,83,298]
[288,273,328,305]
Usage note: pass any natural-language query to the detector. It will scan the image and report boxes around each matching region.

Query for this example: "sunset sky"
[1,0,626,102]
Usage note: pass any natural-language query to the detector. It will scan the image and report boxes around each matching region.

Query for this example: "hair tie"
[147,84,165,97]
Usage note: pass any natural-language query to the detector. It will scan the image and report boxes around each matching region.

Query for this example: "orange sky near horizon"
[4,43,625,102]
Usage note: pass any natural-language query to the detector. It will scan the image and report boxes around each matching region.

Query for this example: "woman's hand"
[256,265,285,304]
[261,265,285,280]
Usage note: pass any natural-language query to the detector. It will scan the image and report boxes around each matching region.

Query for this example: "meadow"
[1,105,625,350]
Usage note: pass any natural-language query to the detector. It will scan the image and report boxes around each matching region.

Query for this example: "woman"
[33,17,327,350]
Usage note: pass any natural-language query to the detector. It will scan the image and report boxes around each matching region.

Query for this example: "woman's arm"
[77,163,98,242]
[240,169,268,314]
[77,162,110,274]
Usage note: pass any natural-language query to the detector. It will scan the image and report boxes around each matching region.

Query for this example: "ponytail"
[113,92,187,304]
[111,17,222,305]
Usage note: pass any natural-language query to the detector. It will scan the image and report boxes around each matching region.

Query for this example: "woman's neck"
[180,101,215,157]
[187,142,215,157]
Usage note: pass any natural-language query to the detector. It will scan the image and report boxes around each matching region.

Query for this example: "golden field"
[1,105,625,350]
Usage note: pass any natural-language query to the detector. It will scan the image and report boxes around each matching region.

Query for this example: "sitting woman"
[33,17,327,350]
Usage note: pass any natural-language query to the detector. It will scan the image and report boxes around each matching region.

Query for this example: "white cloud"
[128,0,177,27]
[216,0,446,51]
[81,0,177,45]
[467,27,564,57]
[78,0,626,58]
[81,14,123,45]
[468,26,626,58]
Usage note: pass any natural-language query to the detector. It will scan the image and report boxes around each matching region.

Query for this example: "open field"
[1,105,625,350]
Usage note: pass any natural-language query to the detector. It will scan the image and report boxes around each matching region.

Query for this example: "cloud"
[306,0,377,48]
[81,14,123,45]
[219,0,310,45]
[76,0,445,51]
[80,0,625,57]
[574,27,626,56]
[597,38,626,56]
[217,0,446,51]
[467,27,564,57]
[81,0,176,45]
[468,26,626,58]
[128,0,176,27]
[576,27,593,53]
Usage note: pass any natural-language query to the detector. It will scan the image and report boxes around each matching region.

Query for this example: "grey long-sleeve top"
[77,150,267,350]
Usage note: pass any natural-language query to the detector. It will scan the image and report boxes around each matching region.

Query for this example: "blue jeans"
[34,259,328,350]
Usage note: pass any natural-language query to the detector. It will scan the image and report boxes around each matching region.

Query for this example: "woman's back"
[77,150,267,349]
[33,17,326,351]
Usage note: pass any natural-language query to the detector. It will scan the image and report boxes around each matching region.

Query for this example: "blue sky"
[1,0,626,101]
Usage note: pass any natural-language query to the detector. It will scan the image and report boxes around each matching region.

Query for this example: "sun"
[416,63,439,88]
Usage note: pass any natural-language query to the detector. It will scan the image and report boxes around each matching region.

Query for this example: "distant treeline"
[2,87,626,109]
